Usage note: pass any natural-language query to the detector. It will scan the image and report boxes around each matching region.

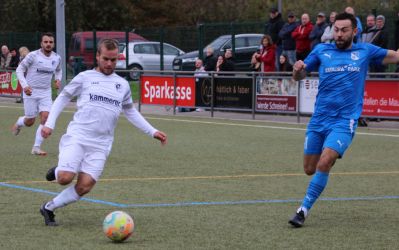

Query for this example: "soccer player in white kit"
[12,32,62,155]
[39,38,167,226]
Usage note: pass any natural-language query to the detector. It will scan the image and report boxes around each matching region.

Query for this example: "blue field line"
[1,182,399,208]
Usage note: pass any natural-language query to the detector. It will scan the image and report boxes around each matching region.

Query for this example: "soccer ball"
[103,211,134,242]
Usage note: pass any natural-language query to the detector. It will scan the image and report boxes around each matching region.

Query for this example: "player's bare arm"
[292,60,307,81]
[153,131,167,145]
[382,49,399,65]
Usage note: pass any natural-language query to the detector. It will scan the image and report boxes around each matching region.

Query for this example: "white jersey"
[46,69,156,152]
[16,49,62,98]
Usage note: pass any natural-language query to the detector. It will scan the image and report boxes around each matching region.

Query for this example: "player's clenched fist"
[41,126,53,138]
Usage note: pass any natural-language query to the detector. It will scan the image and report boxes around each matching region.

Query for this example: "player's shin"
[300,170,329,215]
[45,185,81,211]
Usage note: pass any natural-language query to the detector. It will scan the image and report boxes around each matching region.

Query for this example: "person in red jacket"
[255,35,276,72]
[292,13,313,61]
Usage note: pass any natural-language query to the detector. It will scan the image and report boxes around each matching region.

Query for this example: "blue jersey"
[304,43,387,119]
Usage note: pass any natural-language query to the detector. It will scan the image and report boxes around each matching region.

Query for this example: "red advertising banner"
[0,71,22,97]
[362,80,399,117]
[141,76,196,106]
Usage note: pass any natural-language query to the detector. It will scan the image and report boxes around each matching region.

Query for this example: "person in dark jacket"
[370,15,389,73]
[279,54,293,72]
[8,48,20,69]
[279,12,299,65]
[203,46,217,71]
[309,12,328,49]
[216,49,235,73]
[267,7,285,70]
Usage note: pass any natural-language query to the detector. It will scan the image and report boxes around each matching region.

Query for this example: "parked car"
[116,41,185,79]
[172,33,264,72]
[68,31,147,69]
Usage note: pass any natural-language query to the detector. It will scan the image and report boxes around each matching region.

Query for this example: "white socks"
[45,185,81,211]
[34,124,44,147]
[297,206,309,217]
[16,116,26,127]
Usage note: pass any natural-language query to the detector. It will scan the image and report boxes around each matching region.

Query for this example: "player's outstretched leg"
[40,185,81,226]
[11,116,26,136]
[289,170,329,228]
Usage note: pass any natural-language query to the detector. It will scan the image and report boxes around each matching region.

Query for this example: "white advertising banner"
[299,78,319,113]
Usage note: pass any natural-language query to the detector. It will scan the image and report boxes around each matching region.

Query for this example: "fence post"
[230,22,236,56]
[160,27,164,71]
[93,29,97,67]
[138,73,142,112]
[297,79,301,123]
[198,24,204,60]
[173,71,177,115]
[125,29,129,74]
[211,72,214,117]
[252,72,256,120]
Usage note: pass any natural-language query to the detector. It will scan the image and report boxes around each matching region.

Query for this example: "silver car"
[116,41,185,79]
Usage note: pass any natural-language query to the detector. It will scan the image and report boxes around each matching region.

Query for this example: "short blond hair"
[19,46,30,58]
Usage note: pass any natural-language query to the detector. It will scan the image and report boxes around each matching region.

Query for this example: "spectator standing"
[216,49,235,72]
[255,35,276,72]
[203,46,217,71]
[344,6,362,42]
[292,13,313,61]
[321,11,337,43]
[9,48,20,69]
[194,59,207,77]
[267,7,285,70]
[370,15,389,74]
[19,46,30,63]
[1,45,12,69]
[309,12,328,49]
[279,54,293,72]
[361,14,377,43]
[279,12,299,65]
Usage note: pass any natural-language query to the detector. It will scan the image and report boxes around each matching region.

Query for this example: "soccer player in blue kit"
[289,12,399,227]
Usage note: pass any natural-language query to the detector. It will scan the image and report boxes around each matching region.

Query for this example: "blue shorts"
[304,116,357,157]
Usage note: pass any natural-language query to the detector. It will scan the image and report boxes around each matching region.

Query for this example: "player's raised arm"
[292,60,307,81]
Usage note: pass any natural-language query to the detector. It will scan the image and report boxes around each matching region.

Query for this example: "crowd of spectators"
[1,45,29,70]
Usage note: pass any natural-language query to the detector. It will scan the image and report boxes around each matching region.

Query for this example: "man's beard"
[335,37,353,49]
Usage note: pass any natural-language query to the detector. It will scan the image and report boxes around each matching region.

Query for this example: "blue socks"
[301,170,329,211]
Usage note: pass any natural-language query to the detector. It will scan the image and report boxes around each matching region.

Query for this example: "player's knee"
[75,185,92,196]
[303,165,316,176]
[57,175,73,185]
[25,118,35,127]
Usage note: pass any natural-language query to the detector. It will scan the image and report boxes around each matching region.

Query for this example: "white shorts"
[23,96,52,118]
[57,135,108,181]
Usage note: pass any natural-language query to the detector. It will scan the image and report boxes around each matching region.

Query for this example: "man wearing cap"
[267,7,285,70]
[309,12,328,49]
[279,12,299,65]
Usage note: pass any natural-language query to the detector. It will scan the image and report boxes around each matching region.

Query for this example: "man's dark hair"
[97,38,119,53]
[335,12,357,28]
[41,32,55,41]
